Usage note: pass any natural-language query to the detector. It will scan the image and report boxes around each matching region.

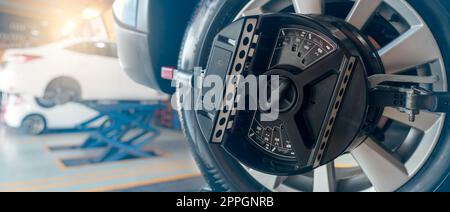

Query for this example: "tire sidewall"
[398,0,450,192]
[21,114,47,135]
[179,0,264,192]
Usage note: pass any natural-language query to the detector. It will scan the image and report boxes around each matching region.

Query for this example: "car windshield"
[65,42,118,58]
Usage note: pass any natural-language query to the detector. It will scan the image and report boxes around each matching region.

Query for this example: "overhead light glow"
[83,8,101,19]
[60,21,78,36]
[95,42,106,49]
[65,21,78,29]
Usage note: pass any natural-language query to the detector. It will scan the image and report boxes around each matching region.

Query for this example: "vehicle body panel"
[0,39,169,101]
[3,94,100,129]
[113,0,198,94]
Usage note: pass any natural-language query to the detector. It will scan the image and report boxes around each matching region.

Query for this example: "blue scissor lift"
[60,101,165,165]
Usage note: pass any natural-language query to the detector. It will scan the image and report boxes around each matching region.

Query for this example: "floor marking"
[82,173,202,192]
[55,147,168,170]
[0,158,193,188]
[5,164,198,192]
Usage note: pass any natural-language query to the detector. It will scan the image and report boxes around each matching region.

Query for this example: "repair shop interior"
[0,0,449,193]
[0,0,202,192]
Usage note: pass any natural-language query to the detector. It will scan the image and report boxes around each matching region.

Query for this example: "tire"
[397,0,450,192]
[21,114,47,135]
[178,0,450,192]
[43,77,82,106]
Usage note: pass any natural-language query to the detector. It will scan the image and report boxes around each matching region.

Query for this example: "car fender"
[114,0,198,94]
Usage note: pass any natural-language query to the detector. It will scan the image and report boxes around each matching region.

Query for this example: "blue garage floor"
[0,127,204,192]
[115,176,206,192]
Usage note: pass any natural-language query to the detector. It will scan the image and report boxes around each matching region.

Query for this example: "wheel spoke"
[241,0,271,17]
[248,169,287,190]
[346,0,382,30]
[236,0,445,193]
[368,74,438,88]
[242,7,265,17]
[379,25,441,74]
[313,162,337,192]
[281,115,315,165]
[352,138,409,192]
[383,107,440,132]
[292,0,324,15]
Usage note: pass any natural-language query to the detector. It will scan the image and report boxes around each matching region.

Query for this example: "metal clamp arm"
[370,86,450,122]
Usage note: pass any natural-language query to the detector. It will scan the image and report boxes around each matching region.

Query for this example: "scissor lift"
[153,101,181,130]
[59,101,165,165]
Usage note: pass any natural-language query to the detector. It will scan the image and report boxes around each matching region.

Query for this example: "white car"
[0,39,168,106]
[2,94,102,135]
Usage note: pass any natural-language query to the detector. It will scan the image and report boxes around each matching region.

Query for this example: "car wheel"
[21,114,47,135]
[178,0,450,192]
[44,76,82,105]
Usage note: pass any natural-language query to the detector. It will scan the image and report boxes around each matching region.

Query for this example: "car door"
[65,41,120,100]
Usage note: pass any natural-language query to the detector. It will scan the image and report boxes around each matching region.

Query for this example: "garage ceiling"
[0,0,115,50]
[0,0,114,20]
